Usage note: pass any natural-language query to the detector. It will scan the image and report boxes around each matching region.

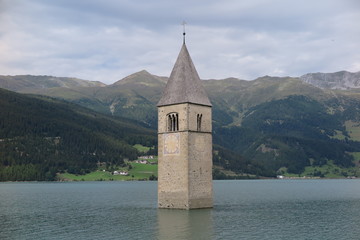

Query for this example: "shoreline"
[1,177,359,183]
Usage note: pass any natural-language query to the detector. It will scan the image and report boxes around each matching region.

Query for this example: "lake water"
[1,180,360,240]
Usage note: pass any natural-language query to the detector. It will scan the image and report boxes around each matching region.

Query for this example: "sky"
[0,0,359,84]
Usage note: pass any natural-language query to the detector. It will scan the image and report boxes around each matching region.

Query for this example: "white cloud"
[0,0,359,83]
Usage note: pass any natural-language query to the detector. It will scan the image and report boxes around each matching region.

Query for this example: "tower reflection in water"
[157,208,213,240]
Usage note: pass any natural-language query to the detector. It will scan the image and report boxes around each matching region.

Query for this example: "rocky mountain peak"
[300,71,360,89]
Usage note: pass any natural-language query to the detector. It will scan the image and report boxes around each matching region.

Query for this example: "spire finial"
[182,21,187,44]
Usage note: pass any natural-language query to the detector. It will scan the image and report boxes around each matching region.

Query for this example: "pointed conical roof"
[157,44,212,107]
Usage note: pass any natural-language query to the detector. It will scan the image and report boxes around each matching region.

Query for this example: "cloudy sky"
[1,0,359,84]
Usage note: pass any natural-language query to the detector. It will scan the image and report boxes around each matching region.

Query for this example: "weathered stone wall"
[158,103,212,133]
[188,131,213,208]
[187,104,212,133]
[158,131,189,209]
[158,104,187,133]
[158,103,213,209]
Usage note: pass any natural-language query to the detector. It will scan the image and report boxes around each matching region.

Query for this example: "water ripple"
[1,180,360,239]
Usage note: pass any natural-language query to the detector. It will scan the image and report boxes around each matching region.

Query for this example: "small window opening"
[197,114,202,131]
[167,113,179,132]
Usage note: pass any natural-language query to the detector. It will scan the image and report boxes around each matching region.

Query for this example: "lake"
[1,180,360,240]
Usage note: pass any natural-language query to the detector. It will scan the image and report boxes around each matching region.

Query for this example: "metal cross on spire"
[182,21,187,44]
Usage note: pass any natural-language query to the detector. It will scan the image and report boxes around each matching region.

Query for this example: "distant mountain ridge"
[1,70,359,91]
[300,71,360,89]
[2,70,360,130]
[0,75,106,92]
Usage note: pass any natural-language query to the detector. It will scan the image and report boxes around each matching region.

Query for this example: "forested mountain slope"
[0,88,156,181]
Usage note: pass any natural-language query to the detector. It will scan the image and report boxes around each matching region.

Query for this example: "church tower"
[157,41,213,209]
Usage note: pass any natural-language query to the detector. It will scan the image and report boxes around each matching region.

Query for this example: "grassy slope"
[133,144,151,153]
[281,157,360,178]
[58,161,158,181]
[346,121,360,141]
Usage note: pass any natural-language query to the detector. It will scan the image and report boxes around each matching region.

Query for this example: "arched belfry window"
[167,113,179,132]
[197,114,202,131]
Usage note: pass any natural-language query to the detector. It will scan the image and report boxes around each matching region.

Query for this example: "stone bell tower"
[157,40,213,209]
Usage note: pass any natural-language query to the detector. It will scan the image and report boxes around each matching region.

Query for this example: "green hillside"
[0,88,156,181]
[215,96,360,175]
[2,71,360,178]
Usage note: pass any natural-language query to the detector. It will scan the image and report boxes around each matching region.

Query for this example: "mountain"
[7,71,164,128]
[0,88,156,181]
[216,95,360,174]
[0,75,106,92]
[2,72,330,128]
[300,71,360,89]
[203,76,331,127]
[2,70,360,177]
